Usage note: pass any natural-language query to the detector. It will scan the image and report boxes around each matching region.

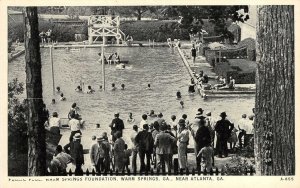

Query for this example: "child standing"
[123,144,131,172]
[197,143,214,172]
[228,126,238,150]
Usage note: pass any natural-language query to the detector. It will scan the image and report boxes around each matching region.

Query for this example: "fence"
[47,166,255,176]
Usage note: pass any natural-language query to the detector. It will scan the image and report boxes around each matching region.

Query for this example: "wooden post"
[50,46,55,95]
[102,28,105,91]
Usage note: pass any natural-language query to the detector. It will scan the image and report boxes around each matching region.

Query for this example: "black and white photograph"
[2,2,298,186]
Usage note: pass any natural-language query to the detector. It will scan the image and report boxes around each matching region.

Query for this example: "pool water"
[9,46,255,168]
[8,47,255,127]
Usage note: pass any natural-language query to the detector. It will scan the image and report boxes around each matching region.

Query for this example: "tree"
[24,7,46,176]
[254,5,294,175]
[113,6,156,20]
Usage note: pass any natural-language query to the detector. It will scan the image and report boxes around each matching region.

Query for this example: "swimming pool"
[8,46,254,128]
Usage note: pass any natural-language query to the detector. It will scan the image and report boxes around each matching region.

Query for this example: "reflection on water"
[8,47,255,130]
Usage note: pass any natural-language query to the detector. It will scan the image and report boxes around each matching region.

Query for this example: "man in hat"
[135,124,154,172]
[109,113,125,142]
[205,112,215,148]
[157,112,166,129]
[215,112,234,158]
[90,135,110,173]
[154,123,177,172]
[69,133,84,173]
[177,119,189,170]
[113,131,125,171]
[191,117,211,170]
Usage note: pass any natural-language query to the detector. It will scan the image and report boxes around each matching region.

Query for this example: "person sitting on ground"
[107,54,114,64]
[60,93,66,101]
[121,84,125,90]
[219,76,235,90]
[200,74,209,84]
[214,75,226,89]
[127,112,135,123]
[99,85,103,91]
[197,142,214,172]
[114,53,120,64]
[111,83,116,91]
[75,85,82,92]
[176,91,182,99]
[87,85,95,94]
[98,53,107,64]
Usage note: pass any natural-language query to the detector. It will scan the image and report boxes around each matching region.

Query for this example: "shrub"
[8,78,28,176]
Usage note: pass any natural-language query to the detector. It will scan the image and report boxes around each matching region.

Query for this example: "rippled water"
[8,47,255,130]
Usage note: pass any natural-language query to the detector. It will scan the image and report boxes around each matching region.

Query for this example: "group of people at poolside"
[47,104,255,175]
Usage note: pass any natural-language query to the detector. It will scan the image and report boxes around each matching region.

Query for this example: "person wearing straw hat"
[69,133,84,173]
[177,119,189,170]
[215,112,234,158]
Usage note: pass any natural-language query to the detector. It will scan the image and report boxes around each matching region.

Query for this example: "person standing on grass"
[191,44,197,63]
[177,119,189,170]
[135,124,154,172]
[151,121,160,167]
[113,131,125,172]
[215,112,234,158]
[130,125,139,172]
[154,123,177,172]
[109,113,125,142]
[70,133,84,174]
[237,114,248,148]
[190,117,211,170]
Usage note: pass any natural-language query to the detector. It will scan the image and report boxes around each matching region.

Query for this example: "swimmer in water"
[75,85,82,92]
[99,85,103,91]
[148,110,157,117]
[60,93,66,101]
[87,85,95,94]
[127,112,135,123]
[121,84,125,90]
[176,91,182,99]
[147,84,151,90]
[111,83,116,91]
[51,99,56,104]
[56,86,61,93]
[180,100,184,108]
